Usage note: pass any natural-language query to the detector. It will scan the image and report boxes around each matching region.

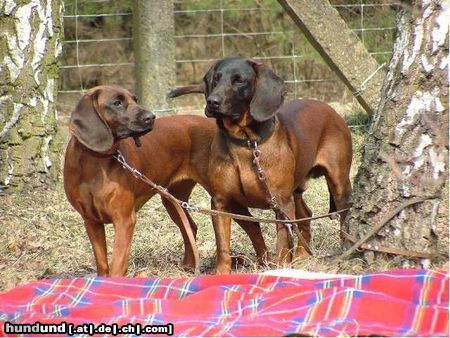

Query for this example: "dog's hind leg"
[316,140,352,241]
[293,192,312,259]
[327,183,337,213]
[325,173,352,240]
[229,201,270,266]
[275,196,297,267]
[162,180,198,271]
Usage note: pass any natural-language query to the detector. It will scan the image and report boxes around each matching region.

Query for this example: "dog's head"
[69,85,155,152]
[203,57,286,124]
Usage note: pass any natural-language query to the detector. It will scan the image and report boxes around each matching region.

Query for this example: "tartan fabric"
[0,269,448,337]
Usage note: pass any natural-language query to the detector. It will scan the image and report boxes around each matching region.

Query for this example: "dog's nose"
[142,111,156,125]
[207,95,221,110]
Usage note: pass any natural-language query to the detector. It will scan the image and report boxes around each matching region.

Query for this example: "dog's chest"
[210,142,295,208]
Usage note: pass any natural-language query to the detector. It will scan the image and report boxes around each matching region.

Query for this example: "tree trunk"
[345,1,448,267]
[0,0,63,192]
[277,0,385,116]
[133,0,175,113]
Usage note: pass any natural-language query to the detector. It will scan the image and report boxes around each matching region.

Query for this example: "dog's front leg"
[84,219,109,276]
[275,196,296,267]
[110,211,137,277]
[211,196,232,274]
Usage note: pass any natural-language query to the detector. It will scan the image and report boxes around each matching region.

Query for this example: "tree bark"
[0,0,63,192]
[345,1,448,267]
[277,0,385,116]
[133,0,175,113]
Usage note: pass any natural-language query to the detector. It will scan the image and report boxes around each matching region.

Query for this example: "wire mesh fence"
[59,0,399,116]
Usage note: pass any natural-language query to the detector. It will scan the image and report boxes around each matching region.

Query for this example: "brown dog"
[169,57,353,274]
[64,85,268,276]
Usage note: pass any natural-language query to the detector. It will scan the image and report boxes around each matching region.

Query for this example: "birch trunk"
[345,1,449,267]
[0,0,63,192]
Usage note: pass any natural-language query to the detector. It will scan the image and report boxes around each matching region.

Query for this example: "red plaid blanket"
[0,269,448,337]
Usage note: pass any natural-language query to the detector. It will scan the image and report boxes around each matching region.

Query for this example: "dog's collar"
[220,117,276,148]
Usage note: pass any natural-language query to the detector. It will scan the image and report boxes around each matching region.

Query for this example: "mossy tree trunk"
[133,0,175,112]
[277,0,385,116]
[0,0,63,193]
[345,1,448,267]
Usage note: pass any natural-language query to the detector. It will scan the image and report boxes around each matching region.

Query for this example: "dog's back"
[278,99,352,214]
[279,99,352,154]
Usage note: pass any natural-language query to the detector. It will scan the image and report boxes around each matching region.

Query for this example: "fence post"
[133,0,175,114]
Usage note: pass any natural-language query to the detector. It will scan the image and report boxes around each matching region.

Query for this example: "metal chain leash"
[248,140,312,255]
[114,150,434,261]
[114,151,201,274]
[114,151,349,224]
[114,150,349,256]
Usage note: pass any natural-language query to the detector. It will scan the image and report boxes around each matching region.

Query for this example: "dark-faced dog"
[169,57,353,274]
[64,85,269,276]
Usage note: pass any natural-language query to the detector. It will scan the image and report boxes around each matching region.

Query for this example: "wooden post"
[133,0,175,114]
[277,0,386,116]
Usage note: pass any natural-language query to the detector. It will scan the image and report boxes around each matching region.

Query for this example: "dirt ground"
[0,123,448,292]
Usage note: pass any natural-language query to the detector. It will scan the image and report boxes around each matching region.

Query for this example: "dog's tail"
[167,83,205,99]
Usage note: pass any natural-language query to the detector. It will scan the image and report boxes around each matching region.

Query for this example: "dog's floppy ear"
[248,60,286,122]
[69,89,114,152]
[203,60,219,98]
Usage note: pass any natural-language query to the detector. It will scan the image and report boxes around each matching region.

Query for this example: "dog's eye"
[213,73,221,83]
[113,100,122,107]
[232,75,245,84]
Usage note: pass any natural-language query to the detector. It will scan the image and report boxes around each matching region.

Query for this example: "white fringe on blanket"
[261,269,353,279]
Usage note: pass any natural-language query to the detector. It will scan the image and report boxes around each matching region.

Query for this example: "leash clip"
[329,211,341,221]
[285,223,294,238]
[114,150,123,162]
[114,151,127,169]
[247,140,258,150]
[269,197,278,209]
[181,201,199,212]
